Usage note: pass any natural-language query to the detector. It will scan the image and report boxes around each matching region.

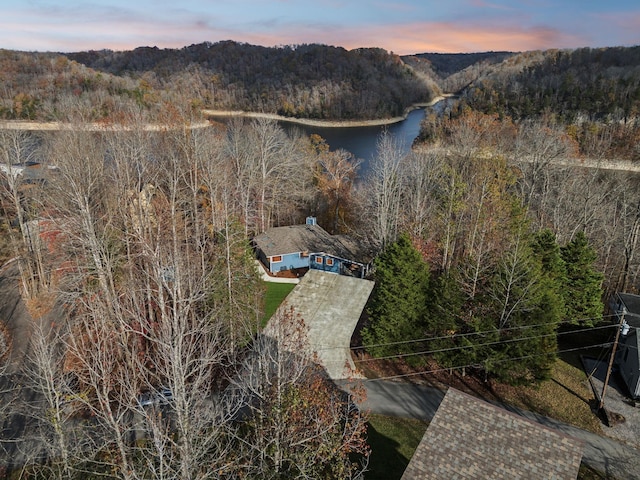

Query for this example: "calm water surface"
[280,108,426,176]
[210,98,455,178]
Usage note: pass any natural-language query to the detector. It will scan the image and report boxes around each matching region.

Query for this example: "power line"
[352,323,616,364]
[343,313,617,353]
[362,341,614,383]
[313,313,617,353]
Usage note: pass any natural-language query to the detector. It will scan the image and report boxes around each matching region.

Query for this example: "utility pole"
[599,307,626,411]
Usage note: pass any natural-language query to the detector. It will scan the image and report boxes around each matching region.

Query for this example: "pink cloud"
[247,21,589,54]
[0,5,628,55]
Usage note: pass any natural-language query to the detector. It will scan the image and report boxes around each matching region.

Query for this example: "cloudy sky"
[2,0,639,54]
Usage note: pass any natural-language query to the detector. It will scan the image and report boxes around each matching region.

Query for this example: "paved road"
[338,379,640,480]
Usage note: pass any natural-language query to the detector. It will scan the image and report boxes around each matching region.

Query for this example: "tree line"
[0,102,634,477]
[0,42,434,124]
[0,114,370,478]
[362,229,602,384]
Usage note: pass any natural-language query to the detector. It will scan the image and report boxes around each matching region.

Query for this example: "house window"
[326,257,334,266]
[315,257,323,265]
[271,255,282,263]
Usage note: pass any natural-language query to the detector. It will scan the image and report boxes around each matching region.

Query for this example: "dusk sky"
[2,0,639,55]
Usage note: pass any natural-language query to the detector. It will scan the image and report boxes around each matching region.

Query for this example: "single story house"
[402,388,583,480]
[610,292,640,398]
[252,217,370,278]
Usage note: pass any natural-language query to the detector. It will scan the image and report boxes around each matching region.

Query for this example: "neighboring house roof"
[0,162,56,183]
[630,327,640,358]
[616,293,640,327]
[253,224,363,263]
[402,388,583,480]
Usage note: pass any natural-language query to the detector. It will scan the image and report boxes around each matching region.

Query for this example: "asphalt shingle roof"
[252,224,362,262]
[617,293,640,327]
[402,388,583,480]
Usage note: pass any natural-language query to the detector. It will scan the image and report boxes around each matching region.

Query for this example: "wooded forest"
[0,42,640,478]
[0,42,434,123]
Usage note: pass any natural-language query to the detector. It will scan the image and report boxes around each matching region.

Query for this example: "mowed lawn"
[262,281,296,326]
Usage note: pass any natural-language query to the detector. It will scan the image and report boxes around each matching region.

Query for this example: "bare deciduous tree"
[232,308,369,479]
[366,130,403,251]
[316,148,361,234]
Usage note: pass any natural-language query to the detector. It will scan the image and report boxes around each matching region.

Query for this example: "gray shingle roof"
[618,293,640,327]
[253,224,362,263]
[402,388,583,480]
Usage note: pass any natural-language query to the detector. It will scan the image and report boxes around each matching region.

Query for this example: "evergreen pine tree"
[427,273,477,372]
[362,234,430,359]
[482,227,564,384]
[561,231,604,326]
[531,229,567,321]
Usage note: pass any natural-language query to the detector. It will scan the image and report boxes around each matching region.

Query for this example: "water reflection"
[280,108,426,176]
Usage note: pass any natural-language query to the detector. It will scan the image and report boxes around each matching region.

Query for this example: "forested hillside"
[409,46,640,128]
[3,41,640,477]
[0,42,435,123]
[66,42,435,120]
[0,44,480,126]
[459,47,640,123]
[418,46,640,161]
[402,51,514,92]
[0,49,149,122]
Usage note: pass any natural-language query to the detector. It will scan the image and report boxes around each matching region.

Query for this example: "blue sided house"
[253,217,370,278]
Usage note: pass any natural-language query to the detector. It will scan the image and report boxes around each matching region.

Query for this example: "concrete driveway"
[582,356,640,450]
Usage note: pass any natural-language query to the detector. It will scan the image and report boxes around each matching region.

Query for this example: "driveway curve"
[341,379,640,480]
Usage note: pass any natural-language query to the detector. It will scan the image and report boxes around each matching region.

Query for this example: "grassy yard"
[366,414,428,480]
[362,357,612,479]
[261,281,296,326]
[487,358,603,434]
[365,411,610,480]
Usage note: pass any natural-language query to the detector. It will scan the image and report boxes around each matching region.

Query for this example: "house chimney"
[306,216,317,225]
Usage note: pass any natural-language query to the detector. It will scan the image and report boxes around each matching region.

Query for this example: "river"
[279,97,457,176]
[280,107,426,175]
[206,97,455,177]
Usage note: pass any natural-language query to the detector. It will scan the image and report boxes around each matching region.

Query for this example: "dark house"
[252,217,370,278]
[402,388,583,480]
[0,161,56,185]
[611,292,640,398]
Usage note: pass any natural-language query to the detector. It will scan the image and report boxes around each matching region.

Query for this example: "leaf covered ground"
[359,354,603,434]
